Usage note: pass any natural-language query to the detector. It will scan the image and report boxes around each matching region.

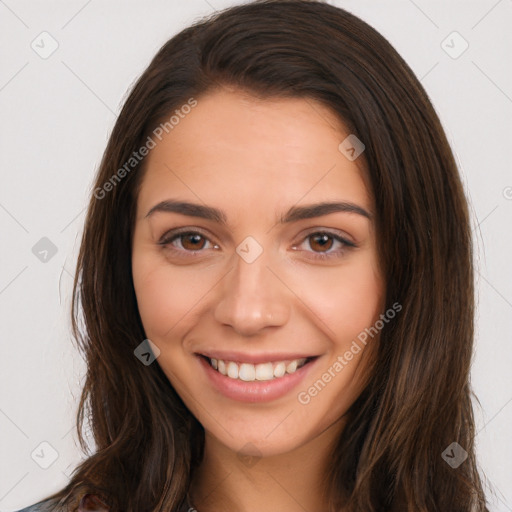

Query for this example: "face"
[131,88,384,458]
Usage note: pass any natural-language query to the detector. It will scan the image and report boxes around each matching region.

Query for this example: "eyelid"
[297,226,356,245]
[291,230,356,261]
[158,226,217,245]
[158,226,357,259]
[158,226,354,243]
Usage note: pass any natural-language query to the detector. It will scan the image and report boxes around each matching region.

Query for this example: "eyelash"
[158,228,357,261]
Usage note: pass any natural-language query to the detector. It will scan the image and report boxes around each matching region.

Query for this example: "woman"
[16,0,488,510]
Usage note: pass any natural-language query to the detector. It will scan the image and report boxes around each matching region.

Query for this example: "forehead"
[136,89,372,218]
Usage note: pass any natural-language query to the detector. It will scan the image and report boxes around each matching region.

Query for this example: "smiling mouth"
[198,355,318,382]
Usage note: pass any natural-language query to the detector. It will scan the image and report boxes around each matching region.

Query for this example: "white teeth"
[239,363,256,381]
[286,360,298,373]
[273,362,286,378]
[227,361,239,379]
[208,357,308,381]
[255,363,273,381]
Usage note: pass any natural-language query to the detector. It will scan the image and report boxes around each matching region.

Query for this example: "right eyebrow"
[144,199,372,224]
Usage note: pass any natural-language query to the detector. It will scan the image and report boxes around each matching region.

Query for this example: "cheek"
[334,266,382,339]
[288,256,384,346]
[132,251,202,339]
[291,259,383,423]
[132,248,232,344]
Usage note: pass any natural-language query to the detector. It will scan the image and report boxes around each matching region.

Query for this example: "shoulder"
[13,494,109,512]
[12,498,58,512]
[15,495,190,512]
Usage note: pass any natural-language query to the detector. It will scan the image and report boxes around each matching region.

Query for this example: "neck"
[189,418,345,512]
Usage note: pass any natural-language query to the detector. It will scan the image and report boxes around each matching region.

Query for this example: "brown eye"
[308,233,334,252]
[158,229,218,256]
[292,231,357,261]
[180,233,207,251]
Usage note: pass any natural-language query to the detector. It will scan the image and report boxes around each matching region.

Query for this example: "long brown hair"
[37,1,488,510]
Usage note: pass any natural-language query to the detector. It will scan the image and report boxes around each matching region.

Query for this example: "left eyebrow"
[280,201,372,223]
[144,199,372,223]
[145,200,227,223]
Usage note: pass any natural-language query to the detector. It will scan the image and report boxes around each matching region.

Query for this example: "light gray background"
[0,0,511,510]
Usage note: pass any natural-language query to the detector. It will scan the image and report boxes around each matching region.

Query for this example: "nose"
[213,247,290,336]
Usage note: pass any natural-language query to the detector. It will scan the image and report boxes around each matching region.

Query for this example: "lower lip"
[197,355,319,403]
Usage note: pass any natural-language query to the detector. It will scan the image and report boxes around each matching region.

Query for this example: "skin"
[131,87,384,512]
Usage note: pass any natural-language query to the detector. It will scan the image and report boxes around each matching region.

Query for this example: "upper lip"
[196,351,319,364]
